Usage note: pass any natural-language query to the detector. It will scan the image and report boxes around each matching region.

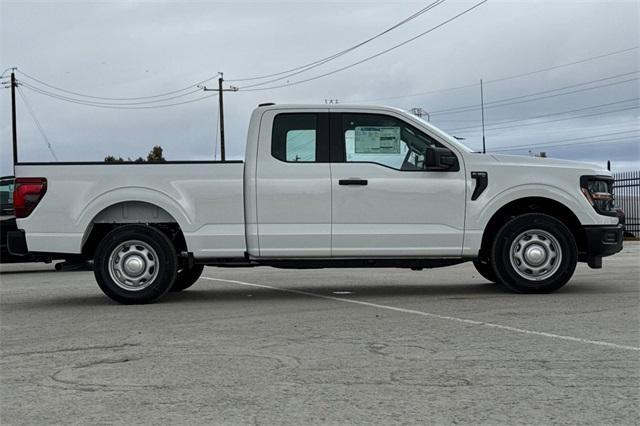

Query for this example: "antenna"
[480,79,486,154]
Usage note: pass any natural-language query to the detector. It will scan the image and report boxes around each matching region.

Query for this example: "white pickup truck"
[9,104,624,304]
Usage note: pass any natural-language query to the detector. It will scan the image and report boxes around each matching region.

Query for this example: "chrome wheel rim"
[108,240,159,291]
[510,229,562,281]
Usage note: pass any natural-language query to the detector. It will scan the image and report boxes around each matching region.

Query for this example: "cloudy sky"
[1,0,638,175]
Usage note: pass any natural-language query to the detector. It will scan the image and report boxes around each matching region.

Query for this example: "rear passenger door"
[255,109,331,257]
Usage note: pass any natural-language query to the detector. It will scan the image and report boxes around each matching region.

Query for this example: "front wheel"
[94,225,178,304]
[491,213,577,294]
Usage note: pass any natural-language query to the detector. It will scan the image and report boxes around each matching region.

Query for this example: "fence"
[613,170,640,237]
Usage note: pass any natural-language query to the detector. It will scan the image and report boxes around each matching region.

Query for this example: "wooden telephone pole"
[9,68,18,166]
[203,72,237,161]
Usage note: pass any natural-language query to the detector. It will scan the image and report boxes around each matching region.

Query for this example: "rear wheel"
[94,225,177,304]
[170,264,204,292]
[491,213,577,293]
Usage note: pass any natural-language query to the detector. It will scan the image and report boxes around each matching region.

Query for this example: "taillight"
[13,178,47,218]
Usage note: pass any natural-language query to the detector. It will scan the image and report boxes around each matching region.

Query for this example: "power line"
[430,71,639,115]
[11,1,449,99]
[446,97,639,132]
[489,135,638,152]
[16,69,218,102]
[19,82,218,109]
[0,67,15,79]
[237,0,490,92]
[485,47,639,85]
[487,129,638,150]
[229,0,447,87]
[455,117,640,137]
[456,104,639,134]
[9,44,637,106]
[16,86,58,160]
[18,80,203,106]
[351,45,639,103]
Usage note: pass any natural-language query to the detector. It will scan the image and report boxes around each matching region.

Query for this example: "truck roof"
[256,103,406,113]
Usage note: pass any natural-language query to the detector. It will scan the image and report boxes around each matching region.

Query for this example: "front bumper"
[581,221,624,268]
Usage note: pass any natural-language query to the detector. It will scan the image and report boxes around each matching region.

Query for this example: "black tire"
[491,213,577,294]
[170,264,205,292]
[94,225,177,304]
[473,259,498,283]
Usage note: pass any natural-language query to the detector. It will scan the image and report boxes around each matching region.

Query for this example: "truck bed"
[14,162,247,258]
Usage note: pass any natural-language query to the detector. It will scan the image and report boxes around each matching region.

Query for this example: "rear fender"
[78,187,193,249]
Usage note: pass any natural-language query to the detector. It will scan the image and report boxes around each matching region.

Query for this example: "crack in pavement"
[2,342,140,358]
[47,355,169,392]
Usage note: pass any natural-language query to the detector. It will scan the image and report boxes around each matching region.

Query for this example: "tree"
[104,155,125,163]
[146,146,166,163]
[104,146,166,163]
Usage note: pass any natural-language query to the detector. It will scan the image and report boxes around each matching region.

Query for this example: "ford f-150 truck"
[8,104,624,304]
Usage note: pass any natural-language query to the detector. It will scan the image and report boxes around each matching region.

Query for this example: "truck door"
[253,109,331,257]
[329,112,466,257]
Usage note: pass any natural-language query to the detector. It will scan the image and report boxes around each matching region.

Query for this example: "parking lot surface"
[1,243,639,425]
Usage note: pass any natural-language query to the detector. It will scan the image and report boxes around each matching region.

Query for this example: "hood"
[487,154,611,176]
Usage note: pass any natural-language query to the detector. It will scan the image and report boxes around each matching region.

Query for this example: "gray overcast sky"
[1,0,638,174]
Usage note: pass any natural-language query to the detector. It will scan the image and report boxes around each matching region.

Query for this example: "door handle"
[339,178,368,186]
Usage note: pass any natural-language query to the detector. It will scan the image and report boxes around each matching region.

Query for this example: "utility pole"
[218,74,225,161]
[203,72,238,161]
[10,69,18,166]
[480,79,486,154]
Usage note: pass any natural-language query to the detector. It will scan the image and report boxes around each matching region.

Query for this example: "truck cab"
[245,105,466,258]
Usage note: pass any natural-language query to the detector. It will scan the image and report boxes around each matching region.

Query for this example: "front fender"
[473,183,597,230]
[461,183,618,257]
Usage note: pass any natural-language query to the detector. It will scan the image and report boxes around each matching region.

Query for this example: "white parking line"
[202,276,640,352]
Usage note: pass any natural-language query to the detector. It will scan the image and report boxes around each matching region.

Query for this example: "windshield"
[410,115,475,153]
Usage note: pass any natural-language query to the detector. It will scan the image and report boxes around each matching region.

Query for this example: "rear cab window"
[271,113,329,163]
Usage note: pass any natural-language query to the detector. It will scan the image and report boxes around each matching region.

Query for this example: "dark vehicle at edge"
[1,176,56,264]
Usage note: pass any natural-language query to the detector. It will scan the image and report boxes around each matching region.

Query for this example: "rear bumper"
[7,229,28,256]
[5,229,68,264]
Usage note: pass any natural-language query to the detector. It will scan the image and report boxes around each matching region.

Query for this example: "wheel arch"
[478,196,586,260]
[79,194,191,258]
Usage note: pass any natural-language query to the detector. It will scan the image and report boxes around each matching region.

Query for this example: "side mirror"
[424,147,458,171]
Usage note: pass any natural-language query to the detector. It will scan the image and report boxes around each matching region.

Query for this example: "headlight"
[580,176,615,216]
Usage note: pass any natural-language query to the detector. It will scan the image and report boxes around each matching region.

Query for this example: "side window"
[341,114,447,171]
[272,114,317,162]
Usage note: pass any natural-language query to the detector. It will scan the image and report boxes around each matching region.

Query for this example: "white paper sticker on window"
[354,126,401,154]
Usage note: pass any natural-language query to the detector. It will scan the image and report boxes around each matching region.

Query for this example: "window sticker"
[354,126,401,154]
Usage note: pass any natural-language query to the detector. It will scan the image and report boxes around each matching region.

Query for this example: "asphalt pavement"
[1,243,639,425]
